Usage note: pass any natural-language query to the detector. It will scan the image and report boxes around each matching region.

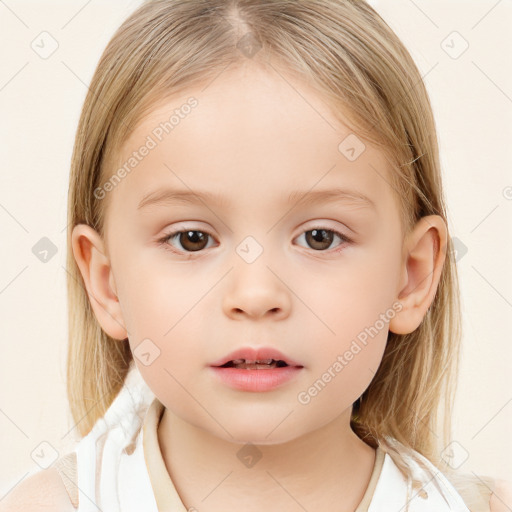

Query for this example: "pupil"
[306,229,333,250]
[181,231,207,251]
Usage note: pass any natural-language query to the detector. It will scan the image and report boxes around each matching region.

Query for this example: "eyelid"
[297,218,354,240]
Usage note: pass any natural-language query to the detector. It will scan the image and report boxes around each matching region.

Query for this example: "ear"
[389,215,448,335]
[71,224,128,340]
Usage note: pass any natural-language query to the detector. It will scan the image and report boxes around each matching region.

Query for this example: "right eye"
[157,229,217,253]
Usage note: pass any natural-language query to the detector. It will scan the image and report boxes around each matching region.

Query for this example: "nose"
[222,258,291,321]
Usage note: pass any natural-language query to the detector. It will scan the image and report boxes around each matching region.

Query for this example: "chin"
[210,421,306,447]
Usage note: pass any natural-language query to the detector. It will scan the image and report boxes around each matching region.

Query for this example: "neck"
[157,406,376,512]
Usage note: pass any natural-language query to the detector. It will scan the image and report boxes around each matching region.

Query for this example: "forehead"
[108,64,398,218]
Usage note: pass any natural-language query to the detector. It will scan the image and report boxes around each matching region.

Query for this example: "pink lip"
[208,346,304,392]
[209,365,303,392]
[209,346,303,368]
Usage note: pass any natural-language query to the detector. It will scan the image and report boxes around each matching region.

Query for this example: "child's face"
[101,63,407,444]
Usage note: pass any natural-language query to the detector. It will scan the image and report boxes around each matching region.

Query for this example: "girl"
[5,0,510,511]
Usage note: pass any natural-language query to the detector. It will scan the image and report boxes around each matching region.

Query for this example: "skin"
[72,61,447,511]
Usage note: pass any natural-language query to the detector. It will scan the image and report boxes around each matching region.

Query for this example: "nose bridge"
[222,233,291,319]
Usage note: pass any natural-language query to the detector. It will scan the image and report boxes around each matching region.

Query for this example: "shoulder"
[0,467,76,512]
[490,478,512,512]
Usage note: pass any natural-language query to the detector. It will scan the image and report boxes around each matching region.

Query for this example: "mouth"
[209,349,304,392]
[209,346,304,369]
[218,358,292,370]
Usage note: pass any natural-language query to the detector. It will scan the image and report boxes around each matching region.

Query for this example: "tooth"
[229,358,275,365]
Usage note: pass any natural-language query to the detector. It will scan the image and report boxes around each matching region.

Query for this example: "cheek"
[299,246,401,336]
[118,261,210,354]
[125,286,208,410]
[115,255,189,333]
[296,302,389,416]
[293,246,399,396]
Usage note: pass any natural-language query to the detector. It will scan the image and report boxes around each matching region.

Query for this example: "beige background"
[1,0,511,498]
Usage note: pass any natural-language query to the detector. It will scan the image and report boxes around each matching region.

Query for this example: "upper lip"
[210,346,303,367]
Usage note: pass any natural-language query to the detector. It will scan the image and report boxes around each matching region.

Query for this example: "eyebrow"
[137,187,376,211]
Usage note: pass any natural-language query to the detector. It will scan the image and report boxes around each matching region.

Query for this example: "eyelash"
[156,226,352,255]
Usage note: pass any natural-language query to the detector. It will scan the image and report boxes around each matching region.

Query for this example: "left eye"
[158,227,351,254]
[295,228,351,251]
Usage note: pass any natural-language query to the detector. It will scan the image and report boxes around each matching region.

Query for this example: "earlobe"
[389,215,448,335]
[71,224,128,340]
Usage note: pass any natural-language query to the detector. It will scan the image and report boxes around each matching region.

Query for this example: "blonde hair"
[65,0,495,508]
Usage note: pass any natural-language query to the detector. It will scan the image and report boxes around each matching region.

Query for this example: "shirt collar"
[142,396,384,512]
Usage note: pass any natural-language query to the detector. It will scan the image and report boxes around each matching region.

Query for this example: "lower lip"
[209,366,303,392]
